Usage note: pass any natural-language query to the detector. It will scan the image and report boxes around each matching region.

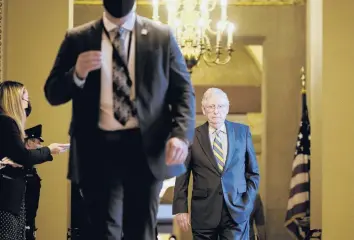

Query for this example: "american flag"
[284,92,311,239]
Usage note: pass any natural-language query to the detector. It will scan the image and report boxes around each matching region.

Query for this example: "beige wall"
[4,1,73,240]
[322,1,354,235]
[308,0,354,239]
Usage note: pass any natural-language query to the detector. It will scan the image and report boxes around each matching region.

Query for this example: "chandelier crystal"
[152,0,235,72]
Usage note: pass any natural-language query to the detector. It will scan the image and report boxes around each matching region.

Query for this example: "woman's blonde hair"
[0,81,26,140]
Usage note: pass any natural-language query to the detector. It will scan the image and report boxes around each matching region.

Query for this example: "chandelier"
[152,0,235,72]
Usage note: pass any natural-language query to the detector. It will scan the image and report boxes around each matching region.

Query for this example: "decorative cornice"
[0,0,3,82]
[74,0,305,6]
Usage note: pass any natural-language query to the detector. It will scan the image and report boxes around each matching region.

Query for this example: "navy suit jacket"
[173,121,260,228]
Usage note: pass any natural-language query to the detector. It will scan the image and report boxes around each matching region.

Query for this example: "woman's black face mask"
[24,100,32,117]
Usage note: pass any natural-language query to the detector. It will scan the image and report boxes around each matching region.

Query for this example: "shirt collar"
[209,123,226,135]
[103,11,136,32]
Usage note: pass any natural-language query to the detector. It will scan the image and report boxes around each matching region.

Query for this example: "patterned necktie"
[111,27,136,125]
[213,130,225,171]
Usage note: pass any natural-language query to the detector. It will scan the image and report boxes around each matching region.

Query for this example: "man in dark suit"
[24,125,45,240]
[173,88,259,240]
[44,0,195,239]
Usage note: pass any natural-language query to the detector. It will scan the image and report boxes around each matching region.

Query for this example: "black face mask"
[25,101,32,117]
[103,0,135,18]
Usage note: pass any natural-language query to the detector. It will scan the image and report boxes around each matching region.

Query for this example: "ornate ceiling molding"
[74,0,305,6]
[0,0,3,82]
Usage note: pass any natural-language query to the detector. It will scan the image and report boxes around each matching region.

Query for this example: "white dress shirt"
[74,11,138,131]
[209,123,228,159]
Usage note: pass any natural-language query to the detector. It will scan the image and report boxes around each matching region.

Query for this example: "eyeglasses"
[204,104,228,112]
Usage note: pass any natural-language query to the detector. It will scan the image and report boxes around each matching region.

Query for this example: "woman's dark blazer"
[0,113,53,214]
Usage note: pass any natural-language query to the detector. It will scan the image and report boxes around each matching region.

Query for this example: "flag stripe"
[286,191,309,210]
[292,163,310,178]
[285,201,310,220]
[292,154,309,170]
[290,172,309,189]
[289,182,310,199]
[285,220,309,239]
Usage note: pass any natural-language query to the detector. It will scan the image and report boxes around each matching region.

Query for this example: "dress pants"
[79,128,162,240]
[192,200,249,240]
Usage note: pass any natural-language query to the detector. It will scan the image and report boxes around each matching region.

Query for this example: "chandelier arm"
[206,22,218,35]
[208,0,218,11]
[201,48,233,65]
[215,55,232,65]
[203,35,212,48]
[202,52,218,63]
[203,60,217,67]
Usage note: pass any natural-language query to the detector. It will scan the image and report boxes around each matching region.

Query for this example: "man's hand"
[165,137,188,165]
[175,213,190,232]
[0,157,23,169]
[75,51,102,79]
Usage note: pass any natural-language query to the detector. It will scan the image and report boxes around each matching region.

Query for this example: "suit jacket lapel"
[135,16,148,96]
[87,19,103,92]
[197,122,221,175]
[224,120,237,171]
[90,19,103,50]
[81,19,103,127]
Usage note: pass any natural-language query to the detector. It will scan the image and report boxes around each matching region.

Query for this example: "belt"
[98,128,140,142]
[25,168,38,177]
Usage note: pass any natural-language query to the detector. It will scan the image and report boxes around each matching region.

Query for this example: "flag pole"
[301,66,306,94]
[301,65,311,219]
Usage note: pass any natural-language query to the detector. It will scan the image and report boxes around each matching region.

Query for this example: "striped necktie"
[111,27,136,125]
[213,130,225,171]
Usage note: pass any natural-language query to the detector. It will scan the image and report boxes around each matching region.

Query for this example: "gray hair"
[201,88,230,107]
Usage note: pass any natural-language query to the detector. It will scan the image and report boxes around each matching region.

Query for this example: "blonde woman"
[0,81,67,240]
